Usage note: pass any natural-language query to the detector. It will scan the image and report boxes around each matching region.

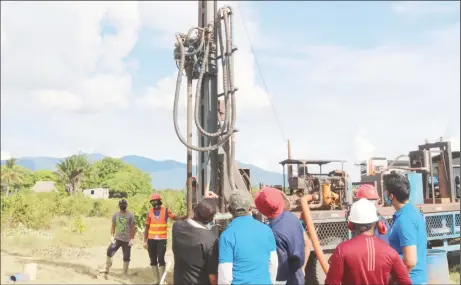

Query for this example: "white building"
[31,181,58,193]
[82,188,109,199]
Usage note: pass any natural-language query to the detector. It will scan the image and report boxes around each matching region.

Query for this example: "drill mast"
[173,0,252,217]
[197,0,219,208]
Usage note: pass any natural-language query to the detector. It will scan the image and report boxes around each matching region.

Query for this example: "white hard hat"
[348,198,379,224]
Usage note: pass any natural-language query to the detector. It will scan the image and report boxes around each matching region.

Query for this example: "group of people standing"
[100,171,428,285]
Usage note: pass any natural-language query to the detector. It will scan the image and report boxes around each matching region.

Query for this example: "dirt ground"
[1,245,174,284]
[1,217,174,284]
[1,217,459,284]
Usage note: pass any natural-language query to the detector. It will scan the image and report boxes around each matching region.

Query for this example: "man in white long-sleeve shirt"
[218,192,278,285]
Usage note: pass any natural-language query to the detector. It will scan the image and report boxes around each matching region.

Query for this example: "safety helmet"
[348,198,379,224]
[150,193,162,201]
[355,184,379,200]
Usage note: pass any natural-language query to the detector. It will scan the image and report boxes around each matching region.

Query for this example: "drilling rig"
[172,0,253,222]
[172,2,461,285]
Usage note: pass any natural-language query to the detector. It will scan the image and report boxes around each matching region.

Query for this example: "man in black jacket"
[172,198,218,285]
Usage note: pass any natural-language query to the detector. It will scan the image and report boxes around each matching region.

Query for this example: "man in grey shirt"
[100,199,135,278]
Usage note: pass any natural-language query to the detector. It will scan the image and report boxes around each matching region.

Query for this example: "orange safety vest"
[147,207,168,240]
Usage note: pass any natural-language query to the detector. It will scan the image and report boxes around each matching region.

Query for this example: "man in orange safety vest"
[143,193,179,285]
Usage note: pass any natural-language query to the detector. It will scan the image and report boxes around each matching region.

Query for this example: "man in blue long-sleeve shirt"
[255,187,305,285]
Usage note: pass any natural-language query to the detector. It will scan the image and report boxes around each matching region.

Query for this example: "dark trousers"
[147,239,167,266]
[107,239,131,262]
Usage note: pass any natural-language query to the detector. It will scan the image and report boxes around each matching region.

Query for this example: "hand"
[110,236,115,244]
[128,239,134,247]
[205,192,219,199]
[143,241,147,249]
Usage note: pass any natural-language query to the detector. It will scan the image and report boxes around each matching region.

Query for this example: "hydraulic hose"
[172,6,239,191]
[173,33,231,152]
[300,195,330,274]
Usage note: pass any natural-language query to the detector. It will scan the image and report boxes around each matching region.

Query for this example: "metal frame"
[279,159,346,192]
[299,211,460,253]
[424,211,460,240]
[418,141,456,203]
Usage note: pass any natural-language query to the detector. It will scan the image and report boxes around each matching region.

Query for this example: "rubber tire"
[305,251,331,285]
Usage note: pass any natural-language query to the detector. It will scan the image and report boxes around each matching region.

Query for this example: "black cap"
[119,199,128,206]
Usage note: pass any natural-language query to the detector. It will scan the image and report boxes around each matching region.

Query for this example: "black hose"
[172,7,239,191]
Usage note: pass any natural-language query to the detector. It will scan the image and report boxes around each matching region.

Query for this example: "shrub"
[1,189,187,232]
[71,216,87,234]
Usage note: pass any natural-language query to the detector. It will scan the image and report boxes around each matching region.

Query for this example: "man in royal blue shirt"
[255,187,305,285]
[218,191,278,285]
[384,171,428,284]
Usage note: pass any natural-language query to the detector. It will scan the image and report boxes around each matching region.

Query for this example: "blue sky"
[1,1,460,180]
[126,1,460,94]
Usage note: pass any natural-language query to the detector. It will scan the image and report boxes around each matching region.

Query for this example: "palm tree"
[55,154,89,195]
[1,158,25,196]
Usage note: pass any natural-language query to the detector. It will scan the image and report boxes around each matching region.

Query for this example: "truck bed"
[290,203,460,251]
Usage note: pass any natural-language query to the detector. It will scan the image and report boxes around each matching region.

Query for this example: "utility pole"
[197,0,219,203]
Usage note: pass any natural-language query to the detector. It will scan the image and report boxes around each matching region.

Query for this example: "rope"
[236,1,287,145]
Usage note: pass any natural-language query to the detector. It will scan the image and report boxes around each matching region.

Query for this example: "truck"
[277,139,460,284]
[170,1,460,284]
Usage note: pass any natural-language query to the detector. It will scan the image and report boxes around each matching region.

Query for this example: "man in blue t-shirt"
[384,172,428,284]
[218,192,278,285]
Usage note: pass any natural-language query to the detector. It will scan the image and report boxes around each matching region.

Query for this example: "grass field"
[1,215,175,284]
[0,192,180,284]
[1,192,460,284]
[449,263,460,284]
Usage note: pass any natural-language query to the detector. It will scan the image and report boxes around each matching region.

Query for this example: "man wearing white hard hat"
[325,199,411,285]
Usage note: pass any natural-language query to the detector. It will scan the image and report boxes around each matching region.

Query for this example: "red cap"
[150,193,162,201]
[355,184,379,200]
[254,187,285,218]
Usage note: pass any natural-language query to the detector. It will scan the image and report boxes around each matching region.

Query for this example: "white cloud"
[138,1,270,112]
[36,90,84,112]
[264,21,460,167]
[1,25,6,48]
[391,1,460,15]
[1,151,11,161]
[354,128,377,162]
[0,1,459,179]
[1,1,140,112]
[449,137,460,152]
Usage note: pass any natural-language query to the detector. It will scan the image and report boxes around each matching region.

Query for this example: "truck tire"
[305,251,331,285]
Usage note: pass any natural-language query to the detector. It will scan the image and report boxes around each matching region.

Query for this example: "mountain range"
[1,154,284,190]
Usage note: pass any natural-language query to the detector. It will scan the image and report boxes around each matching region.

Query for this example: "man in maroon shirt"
[325,199,412,285]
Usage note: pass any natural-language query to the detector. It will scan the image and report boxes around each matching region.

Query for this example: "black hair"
[194,198,217,223]
[383,171,410,203]
[353,222,374,233]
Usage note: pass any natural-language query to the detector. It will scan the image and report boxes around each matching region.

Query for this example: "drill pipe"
[378,153,428,206]
[300,194,329,274]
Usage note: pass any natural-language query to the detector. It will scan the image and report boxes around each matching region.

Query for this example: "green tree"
[82,157,128,189]
[34,170,59,182]
[55,154,90,195]
[103,166,153,197]
[1,158,26,196]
